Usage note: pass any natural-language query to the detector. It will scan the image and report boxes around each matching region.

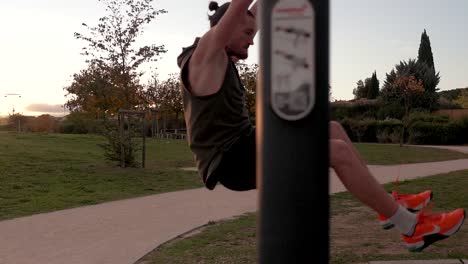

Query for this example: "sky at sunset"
[1,0,467,116]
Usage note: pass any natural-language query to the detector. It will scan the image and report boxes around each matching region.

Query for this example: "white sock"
[389,205,418,236]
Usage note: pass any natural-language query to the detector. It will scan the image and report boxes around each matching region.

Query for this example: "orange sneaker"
[377,190,433,229]
[402,208,465,252]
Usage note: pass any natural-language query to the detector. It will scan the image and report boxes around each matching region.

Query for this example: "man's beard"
[226,46,248,60]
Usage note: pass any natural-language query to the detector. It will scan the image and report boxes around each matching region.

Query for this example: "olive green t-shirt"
[177,38,254,190]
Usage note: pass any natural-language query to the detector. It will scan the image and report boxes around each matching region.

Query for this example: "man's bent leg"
[330,121,367,167]
[330,138,398,218]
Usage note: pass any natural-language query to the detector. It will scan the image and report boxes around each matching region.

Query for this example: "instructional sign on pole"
[271,0,315,121]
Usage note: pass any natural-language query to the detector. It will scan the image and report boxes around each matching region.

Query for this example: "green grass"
[1,132,467,221]
[355,143,468,165]
[0,132,203,221]
[143,215,258,264]
[140,170,468,263]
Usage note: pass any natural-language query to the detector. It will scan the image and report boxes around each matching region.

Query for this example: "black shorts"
[212,129,256,191]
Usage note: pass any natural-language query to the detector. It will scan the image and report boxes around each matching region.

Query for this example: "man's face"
[226,14,256,60]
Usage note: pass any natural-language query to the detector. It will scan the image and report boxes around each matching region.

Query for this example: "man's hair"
[208,1,254,28]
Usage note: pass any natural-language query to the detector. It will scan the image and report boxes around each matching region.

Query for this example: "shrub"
[376,119,403,143]
[408,112,450,126]
[331,99,382,121]
[408,120,466,145]
[27,115,59,133]
[339,114,467,145]
[58,112,108,134]
[459,116,468,136]
[339,118,383,143]
[376,102,405,120]
[99,124,141,168]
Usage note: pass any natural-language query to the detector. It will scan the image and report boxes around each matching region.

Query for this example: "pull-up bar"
[258,0,329,263]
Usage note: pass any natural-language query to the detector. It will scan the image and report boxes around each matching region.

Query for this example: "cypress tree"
[418,29,435,70]
[367,71,380,99]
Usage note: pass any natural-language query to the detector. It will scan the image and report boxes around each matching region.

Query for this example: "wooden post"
[119,111,125,168]
[142,115,146,168]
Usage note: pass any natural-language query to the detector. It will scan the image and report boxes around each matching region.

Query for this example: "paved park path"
[1,147,467,264]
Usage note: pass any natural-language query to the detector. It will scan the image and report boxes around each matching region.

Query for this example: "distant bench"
[154,129,187,140]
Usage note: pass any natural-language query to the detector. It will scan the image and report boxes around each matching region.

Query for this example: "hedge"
[338,115,468,145]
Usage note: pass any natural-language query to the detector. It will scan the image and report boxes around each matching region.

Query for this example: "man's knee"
[330,121,344,139]
[330,139,352,168]
[330,120,342,129]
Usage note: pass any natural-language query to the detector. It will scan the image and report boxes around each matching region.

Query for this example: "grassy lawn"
[355,143,468,165]
[0,132,203,221]
[1,132,467,221]
[139,170,468,264]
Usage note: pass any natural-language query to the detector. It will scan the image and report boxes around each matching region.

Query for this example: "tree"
[29,115,58,133]
[353,77,379,99]
[237,63,258,120]
[353,71,379,100]
[145,73,184,130]
[383,59,439,92]
[70,0,167,112]
[145,76,162,111]
[59,112,96,134]
[418,29,435,70]
[367,71,380,99]
[7,113,29,132]
[69,0,167,167]
[160,74,183,121]
[64,64,121,119]
[382,59,440,111]
[390,75,424,146]
[353,79,367,99]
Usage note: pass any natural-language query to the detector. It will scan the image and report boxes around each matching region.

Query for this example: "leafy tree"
[69,0,167,167]
[418,29,435,70]
[29,115,58,133]
[353,79,367,99]
[390,75,424,146]
[59,112,91,134]
[237,63,258,120]
[383,59,439,92]
[69,0,167,113]
[161,74,183,121]
[64,64,120,119]
[145,74,163,110]
[8,113,29,132]
[353,71,379,100]
[147,73,183,121]
[382,59,440,110]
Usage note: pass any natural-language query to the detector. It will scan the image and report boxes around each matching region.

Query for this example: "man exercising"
[177,0,465,252]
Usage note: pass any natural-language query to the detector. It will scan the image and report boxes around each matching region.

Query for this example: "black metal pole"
[258,0,330,263]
